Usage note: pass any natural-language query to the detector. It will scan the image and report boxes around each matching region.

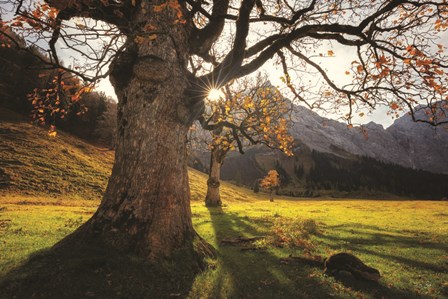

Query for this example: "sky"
[94,14,448,130]
[93,40,403,129]
[3,0,447,129]
[93,45,400,128]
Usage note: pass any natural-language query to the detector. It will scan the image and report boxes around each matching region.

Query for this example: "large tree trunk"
[55,2,214,266]
[205,147,222,207]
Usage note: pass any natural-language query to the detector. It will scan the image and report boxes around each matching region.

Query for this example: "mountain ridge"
[289,105,448,174]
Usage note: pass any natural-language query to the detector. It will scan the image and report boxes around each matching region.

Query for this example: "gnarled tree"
[1,0,447,270]
[199,74,293,206]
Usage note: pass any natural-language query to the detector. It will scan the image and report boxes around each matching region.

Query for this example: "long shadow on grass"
[320,224,447,273]
[204,206,338,298]
[205,207,432,299]
[328,223,448,249]
[204,207,422,299]
[0,239,200,299]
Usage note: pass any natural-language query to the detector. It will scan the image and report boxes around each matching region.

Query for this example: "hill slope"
[0,108,113,199]
[0,108,255,203]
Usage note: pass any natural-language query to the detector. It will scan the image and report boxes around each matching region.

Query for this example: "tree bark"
[205,147,222,207]
[55,2,214,267]
[269,190,274,202]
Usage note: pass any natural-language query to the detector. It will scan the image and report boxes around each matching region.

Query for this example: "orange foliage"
[153,0,186,24]
[206,75,294,158]
[27,71,91,132]
[260,170,280,191]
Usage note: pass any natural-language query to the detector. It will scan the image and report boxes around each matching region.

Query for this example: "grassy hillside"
[0,108,113,199]
[0,108,255,203]
[1,109,447,298]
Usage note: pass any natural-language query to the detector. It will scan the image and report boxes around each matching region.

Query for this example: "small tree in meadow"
[200,74,293,207]
[260,170,281,202]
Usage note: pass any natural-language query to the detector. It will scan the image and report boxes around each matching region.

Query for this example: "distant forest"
[278,150,448,199]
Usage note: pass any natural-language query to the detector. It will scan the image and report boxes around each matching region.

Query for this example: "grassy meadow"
[0,112,447,298]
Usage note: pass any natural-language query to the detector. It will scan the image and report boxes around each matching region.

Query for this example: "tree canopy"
[200,73,294,157]
[196,73,293,206]
[1,0,447,126]
[260,169,280,201]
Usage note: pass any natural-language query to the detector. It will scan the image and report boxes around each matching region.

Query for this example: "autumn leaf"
[327,50,334,56]
[390,102,399,110]
[134,36,145,44]
[357,65,363,74]
[153,3,167,13]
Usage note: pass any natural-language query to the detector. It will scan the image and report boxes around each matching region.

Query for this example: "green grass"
[1,109,447,298]
[1,195,447,298]
[192,200,448,298]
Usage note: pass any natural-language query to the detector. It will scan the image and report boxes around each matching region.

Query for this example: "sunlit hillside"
[0,108,255,203]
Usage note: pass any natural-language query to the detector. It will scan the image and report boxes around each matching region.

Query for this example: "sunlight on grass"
[1,117,447,298]
[1,194,447,298]
[191,198,448,298]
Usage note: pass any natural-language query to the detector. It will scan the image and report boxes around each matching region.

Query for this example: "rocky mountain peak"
[290,104,448,174]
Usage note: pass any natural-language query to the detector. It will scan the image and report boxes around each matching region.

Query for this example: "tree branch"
[189,0,230,61]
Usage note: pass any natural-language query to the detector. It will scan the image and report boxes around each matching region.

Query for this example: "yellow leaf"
[75,23,87,30]
[327,50,334,56]
[48,125,57,137]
